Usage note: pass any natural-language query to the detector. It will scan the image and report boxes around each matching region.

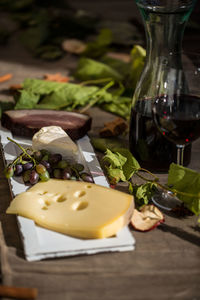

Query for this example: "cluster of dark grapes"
[4,149,94,185]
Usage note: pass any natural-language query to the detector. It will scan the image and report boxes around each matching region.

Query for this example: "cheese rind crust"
[6,179,134,239]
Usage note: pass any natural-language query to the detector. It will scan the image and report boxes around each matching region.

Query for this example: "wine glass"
[151,57,200,210]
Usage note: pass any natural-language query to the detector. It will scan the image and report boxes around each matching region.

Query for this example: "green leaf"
[103,149,127,169]
[74,58,123,82]
[15,78,113,111]
[22,78,63,94]
[83,28,113,58]
[35,45,63,60]
[106,167,126,184]
[129,45,146,90]
[101,55,130,78]
[98,20,142,46]
[14,78,131,118]
[102,147,156,205]
[95,28,112,46]
[19,24,49,52]
[34,103,61,110]
[90,137,124,153]
[168,163,200,215]
[103,148,129,184]
[39,83,98,109]
[132,182,157,208]
[100,96,131,119]
[15,90,40,109]
[103,148,140,184]
[114,148,140,180]
[128,181,134,194]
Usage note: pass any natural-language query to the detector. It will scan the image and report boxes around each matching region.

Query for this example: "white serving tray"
[0,125,135,261]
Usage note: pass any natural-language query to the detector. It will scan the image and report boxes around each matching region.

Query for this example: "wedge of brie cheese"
[32,126,78,161]
[6,179,134,239]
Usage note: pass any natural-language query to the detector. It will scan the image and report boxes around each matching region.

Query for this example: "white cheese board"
[0,125,135,261]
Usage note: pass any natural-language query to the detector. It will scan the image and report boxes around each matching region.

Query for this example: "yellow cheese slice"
[6,179,134,239]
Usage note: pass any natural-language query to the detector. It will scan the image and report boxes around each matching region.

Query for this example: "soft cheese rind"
[32,126,78,161]
[6,179,134,239]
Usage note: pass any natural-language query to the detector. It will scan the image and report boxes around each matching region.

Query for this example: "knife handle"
[0,285,38,299]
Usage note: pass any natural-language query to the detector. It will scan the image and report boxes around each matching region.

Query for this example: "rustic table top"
[0,32,200,300]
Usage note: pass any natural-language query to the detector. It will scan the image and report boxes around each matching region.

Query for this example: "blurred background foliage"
[0,0,144,60]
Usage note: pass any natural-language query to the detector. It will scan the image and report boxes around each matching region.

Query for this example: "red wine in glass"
[129,98,192,172]
[152,94,200,165]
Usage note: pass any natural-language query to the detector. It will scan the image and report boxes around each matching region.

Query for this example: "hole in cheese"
[38,191,48,195]
[72,201,88,211]
[45,200,51,206]
[42,206,48,210]
[56,195,67,202]
[74,190,86,198]
[86,185,92,189]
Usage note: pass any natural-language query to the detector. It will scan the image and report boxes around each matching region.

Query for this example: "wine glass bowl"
[153,94,200,144]
[151,59,200,210]
[152,65,200,165]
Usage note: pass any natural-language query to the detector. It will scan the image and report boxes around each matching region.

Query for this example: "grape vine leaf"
[103,148,140,184]
[168,163,200,216]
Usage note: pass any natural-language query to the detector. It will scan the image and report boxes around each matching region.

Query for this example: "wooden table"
[0,37,200,300]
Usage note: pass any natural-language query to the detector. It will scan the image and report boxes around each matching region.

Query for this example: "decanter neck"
[138,3,196,68]
[146,15,184,67]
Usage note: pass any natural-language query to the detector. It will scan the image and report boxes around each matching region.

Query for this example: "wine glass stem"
[176,145,185,165]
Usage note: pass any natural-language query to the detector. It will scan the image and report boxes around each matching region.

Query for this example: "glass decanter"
[129,0,197,172]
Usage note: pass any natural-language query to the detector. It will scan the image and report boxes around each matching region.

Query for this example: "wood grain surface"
[0,2,200,299]
[0,96,199,300]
